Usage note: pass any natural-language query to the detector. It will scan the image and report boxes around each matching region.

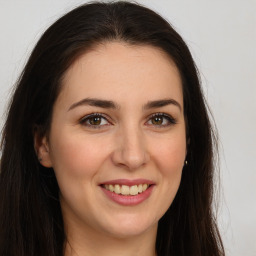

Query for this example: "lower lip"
[101,185,154,206]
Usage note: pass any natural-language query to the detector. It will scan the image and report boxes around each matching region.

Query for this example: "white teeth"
[114,184,121,194]
[109,184,114,192]
[130,185,138,195]
[142,184,148,192]
[104,184,150,196]
[121,185,130,195]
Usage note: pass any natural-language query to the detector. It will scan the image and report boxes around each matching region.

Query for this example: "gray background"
[0,1,255,255]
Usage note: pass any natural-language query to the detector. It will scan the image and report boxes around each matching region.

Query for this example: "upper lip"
[100,179,155,186]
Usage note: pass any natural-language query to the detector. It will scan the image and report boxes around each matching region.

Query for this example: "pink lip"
[100,179,155,206]
[101,179,155,186]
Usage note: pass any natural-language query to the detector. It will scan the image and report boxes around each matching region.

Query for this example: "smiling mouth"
[102,184,150,196]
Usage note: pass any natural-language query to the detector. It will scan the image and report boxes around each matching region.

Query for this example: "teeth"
[114,184,121,194]
[130,185,138,195]
[142,184,148,192]
[104,184,149,196]
[109,184,114,192]
[121,185,130,195]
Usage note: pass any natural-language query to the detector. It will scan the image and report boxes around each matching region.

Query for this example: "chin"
[99,214,158,239]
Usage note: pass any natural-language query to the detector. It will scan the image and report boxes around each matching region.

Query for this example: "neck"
[64,223,157,256]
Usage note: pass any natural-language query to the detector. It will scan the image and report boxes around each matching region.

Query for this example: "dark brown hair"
[0,1,224,255]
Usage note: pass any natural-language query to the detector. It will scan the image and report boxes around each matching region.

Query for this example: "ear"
[34,131,53,168]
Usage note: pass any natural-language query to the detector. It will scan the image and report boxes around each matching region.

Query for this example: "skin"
[36,42,187,256]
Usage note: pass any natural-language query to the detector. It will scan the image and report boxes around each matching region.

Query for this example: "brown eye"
[88,116,102,125]
[80,114,109,128]
[146,113,177,127]
[152,116,164,125]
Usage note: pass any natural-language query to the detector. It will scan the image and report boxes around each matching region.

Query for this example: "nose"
[111,126,150,170]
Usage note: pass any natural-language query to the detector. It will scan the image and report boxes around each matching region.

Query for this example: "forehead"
[59,42,183,108]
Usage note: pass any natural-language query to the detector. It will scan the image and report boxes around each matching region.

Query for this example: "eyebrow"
[68,98,119,111]
[68,97,181,111]
[143,99,182,111]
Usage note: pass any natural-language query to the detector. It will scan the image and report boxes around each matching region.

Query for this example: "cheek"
[49,133,109,179]
[152,135,186,175]
[148,134,186,217]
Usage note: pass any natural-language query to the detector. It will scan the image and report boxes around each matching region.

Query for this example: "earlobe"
[34,133,53,168]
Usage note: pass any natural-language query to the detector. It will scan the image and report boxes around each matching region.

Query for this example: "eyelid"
[146,112,177,127]
[78,112,176,129]
[79,112,112,127]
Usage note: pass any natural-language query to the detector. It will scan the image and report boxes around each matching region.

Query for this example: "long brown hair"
[0,1,224,255]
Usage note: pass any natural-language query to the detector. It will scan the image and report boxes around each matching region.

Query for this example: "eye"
[79,113,110,128]
[146,113,176,127]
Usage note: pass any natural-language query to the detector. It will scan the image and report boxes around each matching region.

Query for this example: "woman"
[0,1,225,255]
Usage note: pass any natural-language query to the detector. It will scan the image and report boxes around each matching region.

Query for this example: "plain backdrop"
[0,1,255,255]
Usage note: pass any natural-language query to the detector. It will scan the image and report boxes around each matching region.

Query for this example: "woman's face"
[38,42,186,239]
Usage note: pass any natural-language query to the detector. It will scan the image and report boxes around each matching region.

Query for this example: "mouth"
[102,183,151,196]
[100,179,155,206]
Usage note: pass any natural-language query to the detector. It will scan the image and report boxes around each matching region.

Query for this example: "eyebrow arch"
[68,97,182,112]
[68,98,119,111]
[143,99,182,111]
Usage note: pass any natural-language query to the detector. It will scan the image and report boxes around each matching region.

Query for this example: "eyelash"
[79,112,177,129]
[79,113,111,129]
[146,113,177,127]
